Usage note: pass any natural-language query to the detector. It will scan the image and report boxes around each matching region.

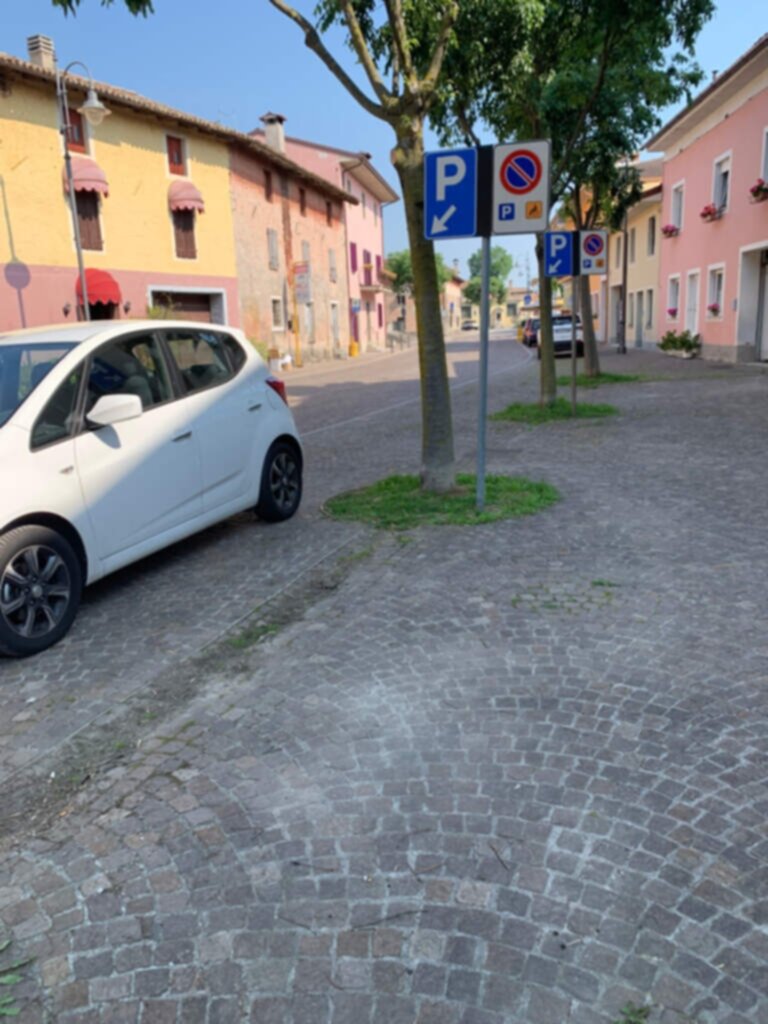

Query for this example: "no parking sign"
[578,230,608,275]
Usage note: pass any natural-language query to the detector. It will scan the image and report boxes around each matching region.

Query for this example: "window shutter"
[76,191,103,251]
[299,188,307,215]
[377,303,383,328]
[167,136,185,175]
[329,249,336,282]
[268,229,279,269]
[350,242,357,273]
[265,170,273,201]
[173,209,196,258]
[68,109,86,153]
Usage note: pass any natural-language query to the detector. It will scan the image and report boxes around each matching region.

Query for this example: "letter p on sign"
[436,155,466,201]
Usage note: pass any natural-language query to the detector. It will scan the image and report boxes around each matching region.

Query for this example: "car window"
[165,330,232,393]
[0,343,76,428]
[31,363,84,450]
[85,333,172,415]
[220,333,247,374]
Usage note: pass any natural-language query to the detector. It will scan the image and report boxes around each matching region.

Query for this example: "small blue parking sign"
[424,148,478,240]
[544,231,577,277]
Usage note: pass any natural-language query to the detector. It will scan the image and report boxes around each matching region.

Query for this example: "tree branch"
[384,0,415,87]
[268,0,390,121]
[422,1,459,98]
[338,0,392,105]
[455,101,481,147]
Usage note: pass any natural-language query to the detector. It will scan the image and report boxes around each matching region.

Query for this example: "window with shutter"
[173,209,197,259]
[375,255,382,279]
[267,229,279,270]
[647,216,656,256]
[67,109,87,153]
[76,191,103,251]
[302,241,310,262]
[350,242,358,274]
[377,303,383,329]
[326,201,332,226]
[363,249,372,286]
[264,170,273,202]
[167,136,185,175]
[299,188,307,215]
[329,249,337,282]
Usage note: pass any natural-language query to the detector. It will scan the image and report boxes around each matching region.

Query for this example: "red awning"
[168,179,205,213]
[63,156,109,196]
[75,269,122,306]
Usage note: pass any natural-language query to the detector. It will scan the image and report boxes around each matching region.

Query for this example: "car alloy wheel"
[1,544,72,640]
[257,441,303,522]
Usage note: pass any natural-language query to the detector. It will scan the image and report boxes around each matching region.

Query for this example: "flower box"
[666,307,678,318]
[707,302,721,316]
[750,178,768,203]
[700,203,721,222]
[661,224,679,238]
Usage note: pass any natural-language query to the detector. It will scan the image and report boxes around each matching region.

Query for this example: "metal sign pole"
[571,276,578,415]
[476,234,491,511]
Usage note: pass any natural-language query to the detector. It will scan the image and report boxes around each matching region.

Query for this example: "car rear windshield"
[552,316,582,326]
[0,343,76,427]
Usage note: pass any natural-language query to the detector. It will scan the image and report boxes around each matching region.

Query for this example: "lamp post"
[56,61,110,321]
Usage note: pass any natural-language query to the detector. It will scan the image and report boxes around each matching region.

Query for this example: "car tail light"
[267,377,288,404]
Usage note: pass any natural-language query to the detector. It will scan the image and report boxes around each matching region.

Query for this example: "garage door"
[154,292,212,322]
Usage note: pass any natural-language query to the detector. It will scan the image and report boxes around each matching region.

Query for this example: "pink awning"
[63,156,109,196]
[168,179,205,213]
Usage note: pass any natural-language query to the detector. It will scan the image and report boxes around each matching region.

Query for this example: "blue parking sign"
[424,148,478,240]
[544,231,577,277]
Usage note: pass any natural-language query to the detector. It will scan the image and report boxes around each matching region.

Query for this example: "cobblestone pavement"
[0,332,528,785]
[2,346,768,1023]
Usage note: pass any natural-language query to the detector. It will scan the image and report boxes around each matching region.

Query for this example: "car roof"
[0,320,240,347]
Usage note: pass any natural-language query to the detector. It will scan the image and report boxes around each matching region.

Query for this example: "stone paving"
[1,345,768,1023]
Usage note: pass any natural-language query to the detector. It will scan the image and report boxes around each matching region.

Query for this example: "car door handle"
[172,431,193,443]
[248,402,262,412]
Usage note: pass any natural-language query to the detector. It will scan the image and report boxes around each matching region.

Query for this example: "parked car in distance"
[461,319,479,331]
[0,321,303,657]
[522,317,540,347]
[536,314,584,359]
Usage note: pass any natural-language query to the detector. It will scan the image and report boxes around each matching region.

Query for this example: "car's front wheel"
[0,525,83,658]
[256,440,303,522]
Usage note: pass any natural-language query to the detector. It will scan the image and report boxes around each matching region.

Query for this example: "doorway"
[685,271,699,334]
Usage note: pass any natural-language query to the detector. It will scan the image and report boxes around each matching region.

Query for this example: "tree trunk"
[579,274,601,377]
[392,123,455,492]
[535,236,557,407]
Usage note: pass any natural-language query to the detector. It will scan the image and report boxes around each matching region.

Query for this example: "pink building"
[648,35,768,361]
[254,117,399,353]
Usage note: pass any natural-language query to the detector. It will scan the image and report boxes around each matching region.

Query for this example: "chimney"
[260,112,286,154]
[27,35,56,71]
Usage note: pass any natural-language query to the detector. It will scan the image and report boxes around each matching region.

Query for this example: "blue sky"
[2,0,763,283]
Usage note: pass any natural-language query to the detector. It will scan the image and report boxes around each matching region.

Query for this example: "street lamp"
[56,61,110,320]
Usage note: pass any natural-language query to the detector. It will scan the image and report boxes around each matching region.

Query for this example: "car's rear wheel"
[256,440,303,522]
[0,526,82,658]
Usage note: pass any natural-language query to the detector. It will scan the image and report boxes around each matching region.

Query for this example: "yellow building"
[0,37,351,335]
[604,159,663,347]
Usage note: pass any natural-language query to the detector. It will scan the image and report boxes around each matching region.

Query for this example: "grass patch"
[591,579,619,588]
[556,371,648,388]
[613,1005,652,1024]
[491,396,617,424]
[325,474,559,529]
[0,936,34,1017]
[228,622,278,650]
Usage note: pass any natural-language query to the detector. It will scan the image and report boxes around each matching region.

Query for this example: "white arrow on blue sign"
[424,148,478,240]
[544,231,577,277]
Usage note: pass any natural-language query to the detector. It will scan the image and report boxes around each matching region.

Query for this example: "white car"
[0,320,302,657]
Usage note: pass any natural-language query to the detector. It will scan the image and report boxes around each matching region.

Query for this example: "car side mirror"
[86,393,143,428]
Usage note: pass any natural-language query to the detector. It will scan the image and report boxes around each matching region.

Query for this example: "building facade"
[0,38,355,358]
[0,42,239,330]
[256,123,399,354]
[604,160,663,348]
[648,35,768,361]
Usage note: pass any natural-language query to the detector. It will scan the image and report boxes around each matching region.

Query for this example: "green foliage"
[0,937,34,1018]
[613,1004,652,1024]
[386,250,451,293]
[491,397,617,424]
[463,246,513,307]
[325,474,560,529]
[658,329,701,353]
[53,0,153,12]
